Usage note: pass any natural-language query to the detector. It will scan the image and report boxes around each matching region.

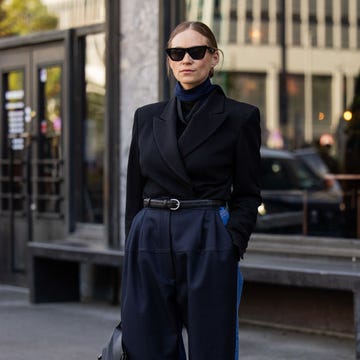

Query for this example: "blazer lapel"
[153,98,192,188]
[178,88,227,157]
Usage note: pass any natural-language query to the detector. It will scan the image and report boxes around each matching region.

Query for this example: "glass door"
[1,60,31,272]
[0,43,66,276]
[31,45,66,243]
[80,33,105,224]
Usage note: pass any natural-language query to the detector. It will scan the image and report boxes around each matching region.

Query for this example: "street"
[0,285,354,360]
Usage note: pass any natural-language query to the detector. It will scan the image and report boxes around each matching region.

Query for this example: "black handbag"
[98,322,127,360]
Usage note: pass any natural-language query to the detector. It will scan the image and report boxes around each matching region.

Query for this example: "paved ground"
[0,285,355,359]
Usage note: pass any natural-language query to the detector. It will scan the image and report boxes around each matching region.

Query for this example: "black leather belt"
[143,198,225,211]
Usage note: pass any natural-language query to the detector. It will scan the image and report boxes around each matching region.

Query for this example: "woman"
[121,21,261,359]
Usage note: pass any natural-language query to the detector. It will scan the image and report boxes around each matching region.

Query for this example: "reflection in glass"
[341,24,349,48]
[81,33,105,224]
[38,66,62,213]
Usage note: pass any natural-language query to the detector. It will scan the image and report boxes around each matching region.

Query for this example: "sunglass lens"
[167,48,185,61]
[187,46,207,60]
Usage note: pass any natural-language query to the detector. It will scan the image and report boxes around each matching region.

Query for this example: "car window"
[296,153,329,176]
[289,160,324,190]
[261,157,324,191]
[261,158,296,190]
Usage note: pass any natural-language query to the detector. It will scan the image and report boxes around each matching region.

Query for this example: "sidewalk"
[0,285,354,360]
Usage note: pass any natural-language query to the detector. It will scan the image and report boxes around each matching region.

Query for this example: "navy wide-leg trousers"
[121,207,239,360]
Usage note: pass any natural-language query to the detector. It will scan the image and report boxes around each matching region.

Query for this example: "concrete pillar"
[236,0,246,45]
[266,65,279,134]
[220,0,231,44]
[268,0,277,45]
[202,0,215,29]
[119,0,160,244]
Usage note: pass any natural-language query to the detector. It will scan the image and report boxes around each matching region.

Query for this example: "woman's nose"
[182,52,193,63]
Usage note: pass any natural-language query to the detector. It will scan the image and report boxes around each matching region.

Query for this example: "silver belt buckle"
[169,198,180,210]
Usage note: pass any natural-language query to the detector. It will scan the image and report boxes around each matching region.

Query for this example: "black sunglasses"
[165,45,215,61]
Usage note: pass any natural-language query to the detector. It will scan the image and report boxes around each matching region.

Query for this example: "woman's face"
[168,29,219,90]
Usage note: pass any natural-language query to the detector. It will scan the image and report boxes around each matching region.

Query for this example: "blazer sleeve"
[125,110,145,238]
[227,106,262,259]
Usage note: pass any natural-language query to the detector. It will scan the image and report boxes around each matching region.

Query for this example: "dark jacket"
[125,87,262,257]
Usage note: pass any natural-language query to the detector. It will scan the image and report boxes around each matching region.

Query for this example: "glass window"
[292,0,301,46]
[309,0,317,16]
[292,21,301,46]
[310,23,317,46]
[213,72,266,121]
[341,19,350,49]
[229,2,238,44]
[341,0,350,48]
[312,76,332,141]
[81,33,105,223]
[325,22,333,47]
[285,74,305,148]
[245,0,254,44]
[325,0,333,16]
[341,0,349,17]
[260,18,269,44]
[261,157,323,191]
[260,0,269,44]
[276,0,283,45]
[325,0,333,47]
[261,0,269,12]
[245,19,253,44]
[37,65,63,214]
[213,0,221,41]
[309,0,318,46]
[293,0,301,14]
[341,24,349,48]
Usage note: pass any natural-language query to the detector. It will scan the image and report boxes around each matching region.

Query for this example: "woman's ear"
[211,50,220,67]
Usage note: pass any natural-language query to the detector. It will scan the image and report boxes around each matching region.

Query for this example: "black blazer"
[125,87,261,257]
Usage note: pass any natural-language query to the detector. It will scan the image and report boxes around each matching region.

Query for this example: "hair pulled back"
[167,21,221,78]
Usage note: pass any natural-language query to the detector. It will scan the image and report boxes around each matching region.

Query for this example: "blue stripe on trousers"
[235,265,243,360]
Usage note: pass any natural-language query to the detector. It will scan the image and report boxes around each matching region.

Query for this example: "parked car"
[256,147,345,236]
[294,147,342,193]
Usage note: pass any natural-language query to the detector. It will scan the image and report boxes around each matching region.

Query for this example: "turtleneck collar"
[175,78,216,102]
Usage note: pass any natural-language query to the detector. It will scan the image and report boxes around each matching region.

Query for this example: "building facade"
[187,0,360,156]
